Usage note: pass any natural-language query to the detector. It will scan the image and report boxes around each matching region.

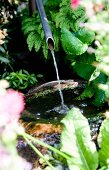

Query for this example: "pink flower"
[71,0,80,8]
[0,89,25,126]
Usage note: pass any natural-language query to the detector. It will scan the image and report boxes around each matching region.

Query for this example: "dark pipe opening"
[47,37,55,50]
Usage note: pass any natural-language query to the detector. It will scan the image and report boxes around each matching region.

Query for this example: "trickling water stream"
[51,50,64,106]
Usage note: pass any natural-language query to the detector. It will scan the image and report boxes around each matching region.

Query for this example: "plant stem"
[23,135,55,170]
[22,132,71,160]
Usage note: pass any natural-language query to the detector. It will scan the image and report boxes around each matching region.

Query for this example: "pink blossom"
[0,89,25,126]
[71,0,80,8]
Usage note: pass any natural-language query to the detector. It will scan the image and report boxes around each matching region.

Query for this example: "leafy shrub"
[2,69,38,90]
[21,0,95,59]
[59,108,109,170]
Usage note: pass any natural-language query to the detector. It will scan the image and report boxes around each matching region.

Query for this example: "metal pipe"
[35,0,54,50]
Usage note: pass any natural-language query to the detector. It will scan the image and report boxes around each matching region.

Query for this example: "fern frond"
[44,0,61,10]
[56,0,86,31]
[34,34,42,52]
[22,17,33,25]
[37,23,43,34]
[27,32,36,51]
[22,20,37,34]
[23,25,37,35]
[41,30,45,39]
[52,28,60,51]
[42,42,48,59]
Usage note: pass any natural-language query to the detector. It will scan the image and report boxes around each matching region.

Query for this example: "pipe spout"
[35,0,55,50]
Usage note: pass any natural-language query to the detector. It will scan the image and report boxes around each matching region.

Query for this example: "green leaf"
[73,63,95,80]
[27,32,36,51]
[23,70,29,75]
[75,28,95,45]
[78,85,94,100]
[34,34,42,52]
[0,56,10,63]
[72,53,95,80]
[42,42,48,59]
[53,28,60,51]
[92,89,105,106]
[98,118,109,167]
[61,28,88,55]
[24,25,37,35]
[89,68,100,82]
[0,46,6,53]
[61,108,98,170]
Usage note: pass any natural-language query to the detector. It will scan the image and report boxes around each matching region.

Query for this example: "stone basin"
[18,80,106,169]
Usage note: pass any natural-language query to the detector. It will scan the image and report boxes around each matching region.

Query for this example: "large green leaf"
[73,63,95,80]
[92,89,105,106]
[61,28,88,55]
[75,28,95,45]
[72,53,95,80]
[61,108,98,170]
[78,85,94,100]
[98,118,109,167]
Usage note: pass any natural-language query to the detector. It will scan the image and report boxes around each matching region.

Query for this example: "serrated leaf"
[24,25,37,35]
[61,28,88,55]
[42,42,48,59]
[53,28,60,51]
[98,118,109,167]
[34,35,42,52]
[27,32,36,51]
[61,108,98,170]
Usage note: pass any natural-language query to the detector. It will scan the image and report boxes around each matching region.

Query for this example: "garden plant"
[0,0,109,170]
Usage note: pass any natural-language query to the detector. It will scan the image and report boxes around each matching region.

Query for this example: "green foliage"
[93,89,105,106]
[1,90,109,170]
[2,69,38,90]
[0,32,13,69]
[91,73,107,106]
[21,0,108,106]
[55,0,86,32]
[21,13,46,56]
[78,72,107,105]
[98,118,109,168]
[78,85,95,100]
[72,53,95,80]
[75,28,95,45]
[77,1,109,106]
[61,28,88,55]
[61,108,98,170]
[21,0,94,59]
[59,108,109,169]
[24,108,109,169]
